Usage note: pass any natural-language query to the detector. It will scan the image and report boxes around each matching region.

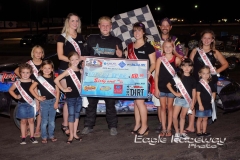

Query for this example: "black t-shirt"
[36,76,55,100]
[170,75,197,98]
[84,34,123,58]
[29,62,41,81]
[193,49,218,85]
[57,33,85,70]
[158,56,178,93]
[195,81,217,110]
[65,71,81,98]
[128,42,155,68]
[17,82,35,103]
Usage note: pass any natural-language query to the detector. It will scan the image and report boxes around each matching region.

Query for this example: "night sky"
[0,0,239,24]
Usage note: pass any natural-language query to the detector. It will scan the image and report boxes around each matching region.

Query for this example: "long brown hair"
[18,63,33,78]
[132,22,147,42]
[198,29,216,50]
[67,51,79,67]
[198,65,212,81]
[38,60,55,79]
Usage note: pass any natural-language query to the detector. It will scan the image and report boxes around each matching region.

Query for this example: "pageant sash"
[199,79,216,121]
[14,80,37,116]
[67,68,89,107]
[61,33,81,56]
[127,42,155,93]
[127,43,138,60]
[159,56,176,77]
[37,76,56,97]
[173,75,192,106]
[67,68,81,94]
[197,48,219,77]
[27,60,38,78]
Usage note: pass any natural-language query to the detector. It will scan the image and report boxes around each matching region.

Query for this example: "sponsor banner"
[81,57,149,98]
[0,21,4,28]
[5,21,17,28]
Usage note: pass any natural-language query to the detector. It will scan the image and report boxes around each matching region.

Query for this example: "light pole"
[34,0,44,34]
[47,0,49,34]
[29,0,32,34]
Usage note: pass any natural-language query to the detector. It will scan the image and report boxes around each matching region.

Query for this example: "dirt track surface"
[1,108,240,160]
[1,41,240,160]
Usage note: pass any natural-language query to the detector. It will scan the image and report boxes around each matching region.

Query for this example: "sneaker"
[81,127,93,135]
[155,123,162,133]
[110,128,118,136]
[180,133,190,140]
[173,133,180,142]
[20,138,26,145]
[202,132,211,137]
[30,137,38,144]
[196,133,203,137]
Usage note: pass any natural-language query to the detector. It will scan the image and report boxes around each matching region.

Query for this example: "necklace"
[69,32,77,38]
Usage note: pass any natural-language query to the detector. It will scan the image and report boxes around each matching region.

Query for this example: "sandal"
[166,130,172,137]
[159,130,167,137]
[41,139,48,144]
[49,137,57,142]
[66,139,73,144]
[61,125,70,137]
[34,132,41,138]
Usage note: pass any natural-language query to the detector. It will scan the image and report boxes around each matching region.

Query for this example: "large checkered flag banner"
[111,5,160,49]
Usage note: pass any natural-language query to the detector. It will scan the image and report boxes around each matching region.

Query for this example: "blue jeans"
[160,92,175,98]
[173,97,190,108]
[66,97,82,122]
[40,98,57,139]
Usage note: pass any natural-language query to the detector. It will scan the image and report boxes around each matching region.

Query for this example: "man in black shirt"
[82,16,123,136]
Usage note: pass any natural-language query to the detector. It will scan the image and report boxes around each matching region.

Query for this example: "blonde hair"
[98,16,112,24]
[162,39,176,54]
[31,45,44,59]
[61,13,81,40]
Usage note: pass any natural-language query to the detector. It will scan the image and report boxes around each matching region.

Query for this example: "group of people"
[9,12,229,145]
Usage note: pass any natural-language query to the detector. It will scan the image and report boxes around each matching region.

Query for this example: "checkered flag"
[111,5,160,49]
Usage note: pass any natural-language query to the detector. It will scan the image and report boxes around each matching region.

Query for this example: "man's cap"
[159,17,172,26]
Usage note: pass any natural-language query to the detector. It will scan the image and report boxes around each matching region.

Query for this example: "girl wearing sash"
[185,29,228,133]
[195,66,217,137]
[9,63,39,144]
[29,60,60,144]
[166,58,196,141]
[154,39,181,137]
[127,22,156,136]
[14,45,44,138]
[57,13,85,136]
[54,51,83,144]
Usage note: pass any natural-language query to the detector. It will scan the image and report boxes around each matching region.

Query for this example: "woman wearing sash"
[167,58,196,141]
[14,45,44,138]
[57,13,85,136]
[29,60,60,144]
[127,22,156,135]
[195,66,217,137]
[185,29,229,133]
[54,51,83,144]
[154,39,181,137]
[9,63,39,144]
